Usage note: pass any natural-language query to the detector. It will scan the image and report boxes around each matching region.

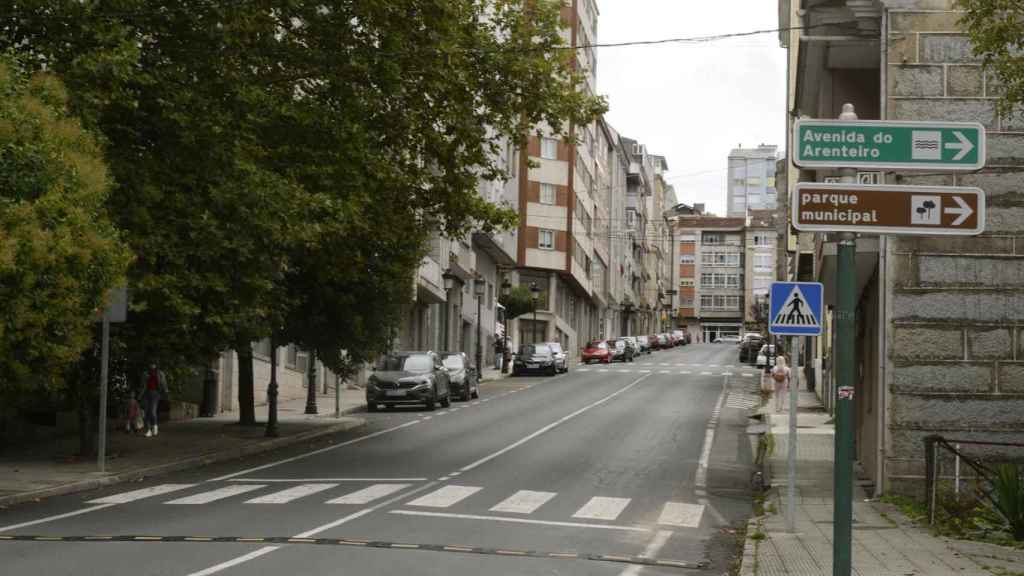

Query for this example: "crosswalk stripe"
[166,484,265,505]
[489,490,557,514]
[659,370,671,374]
[572,496,631,521]
[245,483,337,504]
[657,502,705,528]
[743,373,755,377]
[700,372,712,375]
[88,484,196,504]
[577,368,590,372]
[680,371,691,375]
[722,372,733,376]
[327,483,411,505]
[406,485,482,508]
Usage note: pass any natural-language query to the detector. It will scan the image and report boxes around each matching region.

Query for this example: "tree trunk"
[236,341,257,425]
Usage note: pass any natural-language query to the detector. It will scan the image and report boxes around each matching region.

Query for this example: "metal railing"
[923,435,1024,525]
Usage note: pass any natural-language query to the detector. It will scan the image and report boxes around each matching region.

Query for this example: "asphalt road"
[0,343,760,576]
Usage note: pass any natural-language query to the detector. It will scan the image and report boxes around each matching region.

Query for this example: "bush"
[992,464,1024,541]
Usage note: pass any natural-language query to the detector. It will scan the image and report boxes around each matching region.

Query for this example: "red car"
[582,340,612,364]
[647,334,663,350]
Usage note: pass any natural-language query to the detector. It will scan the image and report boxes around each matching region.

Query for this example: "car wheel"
[425,389,436,411]
[367,402,378,413]
[548,365,557,376]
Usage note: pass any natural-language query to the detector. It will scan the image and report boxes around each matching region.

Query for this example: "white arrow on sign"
[944,131,974,161]
[944,195,973,226]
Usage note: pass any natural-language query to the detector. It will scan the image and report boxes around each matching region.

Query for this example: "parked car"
[672,330,686,346]
[367,351,451,412]
[656,333,671,348]
[636,335,651,354]
[739,336,764,364]
[513,344,558,376]
[582,340,612,364]
[541,341,569,373]
[441,351,479,401]
[756,344,778,369]
[646,334,662,351]
[608,338,635,362]
[715,334,742,344]
[622,336,642,356]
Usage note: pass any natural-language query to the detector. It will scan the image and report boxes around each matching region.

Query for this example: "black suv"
[367,351,451,411]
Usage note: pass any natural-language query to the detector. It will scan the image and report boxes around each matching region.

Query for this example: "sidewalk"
[740,387,1024,576]
[0,387,366,508]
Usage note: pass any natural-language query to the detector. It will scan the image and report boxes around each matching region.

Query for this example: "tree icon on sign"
[922,200,936,218]
[916,206,927,218]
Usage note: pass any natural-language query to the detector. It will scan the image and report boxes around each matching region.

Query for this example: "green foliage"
[0,56,130,402]
[959,0,1024,113]
[0,1,605,404]
[992,464,1024,540]
[498,285,538,321]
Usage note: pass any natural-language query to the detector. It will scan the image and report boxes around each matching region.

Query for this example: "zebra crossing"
[86,482,706,528]
[725,392,760,410]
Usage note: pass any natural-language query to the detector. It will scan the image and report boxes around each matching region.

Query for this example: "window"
[541,137,558,160]
[753,234,772,247]
[679,254,695,264]
[679,234,696,243]
[701,295,741,310]
[539,229,555,250]
[701,252,740,267]
[626,209,636,229]
[702,233,722,245]
[726,274,741,289]
[680,278,695,287]
[754,254,773,269]
[701,295,714,308]
[540,183,556,205]
[680,296,694,307]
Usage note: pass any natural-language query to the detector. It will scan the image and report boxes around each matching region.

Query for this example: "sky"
[595,0,787,216]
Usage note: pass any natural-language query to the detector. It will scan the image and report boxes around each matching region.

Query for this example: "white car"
[715,335,742,344]
[756,344,777,368]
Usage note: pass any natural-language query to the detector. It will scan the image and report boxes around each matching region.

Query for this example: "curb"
[739,517,761,576]
[0,417,366,509]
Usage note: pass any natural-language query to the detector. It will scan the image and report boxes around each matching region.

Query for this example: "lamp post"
[473,276,485,375]
[529,282,540,344]
[265,333,279,438]
[501,277,512,373]
[442,270,458,351]
[665,289,678,331]
[304,350,318,415]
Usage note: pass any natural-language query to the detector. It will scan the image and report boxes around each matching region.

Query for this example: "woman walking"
[139,364,168,437]
[772,355,792,412]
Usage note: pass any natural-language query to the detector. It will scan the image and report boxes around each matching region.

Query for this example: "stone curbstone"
[0,418,366,509]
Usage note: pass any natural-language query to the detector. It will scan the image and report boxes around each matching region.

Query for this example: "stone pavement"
[0,387,366,508]
[740,388,1024,576]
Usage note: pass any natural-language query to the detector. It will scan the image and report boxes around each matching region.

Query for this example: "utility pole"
[833,102,858,576]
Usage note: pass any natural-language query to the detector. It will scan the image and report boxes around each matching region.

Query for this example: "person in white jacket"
[771,355,791,412]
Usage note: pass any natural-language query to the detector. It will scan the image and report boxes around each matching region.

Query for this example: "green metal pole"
[833,102,858,576]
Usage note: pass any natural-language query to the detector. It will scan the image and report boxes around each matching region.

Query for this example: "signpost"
[794,119,985,171]
[793,104,987,576]
[97,286,127,473]
[793,182,985,236]
[769,282,822,534]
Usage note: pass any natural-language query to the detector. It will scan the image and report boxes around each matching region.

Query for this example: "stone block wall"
[885,1,1024,495]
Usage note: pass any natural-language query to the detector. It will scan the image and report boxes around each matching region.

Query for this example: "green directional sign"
[794,119,985,171]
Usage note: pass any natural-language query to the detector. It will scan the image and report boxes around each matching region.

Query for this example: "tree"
[959,0,1024,113]
[0,1,606,419]
[0,56,130,411]
[499,285,537,321]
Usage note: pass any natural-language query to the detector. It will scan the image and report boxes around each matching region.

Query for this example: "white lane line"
[577,368,591,372]
[725,364,735,368]
[326,483,411,505]
[245,483,337,504]
[406,485,482,508]
[708,364,718,367]
[680,371,691,375]
[659,370,671,374]
[656,502,705,528]
[184,546,281,576]
[87,483,196,504]
[639,369,651,373]
[619,529,674,576]
[166,484,265,505]
[437,410,449,415]
[695,381,728,489]
[0,503,119,533]
[572,496,631,521]
[229,477,427,482]
[743,373,755,377]
[489,490,557,514]
[208,419,422,482]
[700,371,712,376]
[456,373,651,474]
[721,372,733,376]
[389,510,651,533]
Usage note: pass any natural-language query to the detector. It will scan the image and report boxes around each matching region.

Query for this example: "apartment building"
[726,145,779,217]
[780,0,1024,496]
[673,216,747,343]
[744,210,779,329]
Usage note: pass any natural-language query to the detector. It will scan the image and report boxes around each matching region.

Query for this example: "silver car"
[540,341,569,373]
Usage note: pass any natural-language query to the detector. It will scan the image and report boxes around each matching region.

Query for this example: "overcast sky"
[596,0,787,216]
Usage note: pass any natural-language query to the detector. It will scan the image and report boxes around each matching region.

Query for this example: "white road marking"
[743,373,755,377]
[87,483,195,504]
[619,529,674,576]
[208,419,422,482]
[389,510,651,532]
[229,477,426,483]
[695,381,728,489]
[656,502,705,528]
[327,483,411,505]
[659,370,671,374]
[721,372,733,376]
[0,503,119,533]
[708,364,718,367]
[456,374,651,474]
[245,483,337,504]
[406,485,482,508]
[572,496,631,521]
[639,369,651,373]
[597,368,609,372]
[184,546,280,576]
[577,368,590,372]
[166,484,265,505]
[489,490,557,514]
[680,371,691,375]
[437,410,449,415]
[700,371,712,375]
[471,401,480,406]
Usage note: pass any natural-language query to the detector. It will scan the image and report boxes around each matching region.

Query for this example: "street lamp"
[529,282,541,344]
[304,350,318,415]
[265,332,279,437]
[665,289,678,331]
[473,276,485,375]
[500,277,512,373]
[442,270,458,351]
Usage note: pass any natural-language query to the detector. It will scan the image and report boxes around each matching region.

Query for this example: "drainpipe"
[876,7,889,499]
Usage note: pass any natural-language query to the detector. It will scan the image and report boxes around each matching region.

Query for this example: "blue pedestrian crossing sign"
[769,282,823,336]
